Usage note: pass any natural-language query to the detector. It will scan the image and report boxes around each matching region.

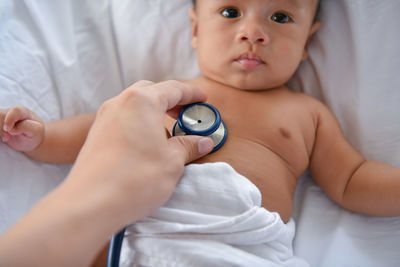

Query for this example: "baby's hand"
[0,106,45,152]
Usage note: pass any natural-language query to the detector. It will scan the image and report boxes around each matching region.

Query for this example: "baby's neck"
[187,76,288,98]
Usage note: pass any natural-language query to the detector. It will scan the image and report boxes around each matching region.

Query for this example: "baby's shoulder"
[282,89,340,128]
[263,88,336,129]
[269,87,325,110]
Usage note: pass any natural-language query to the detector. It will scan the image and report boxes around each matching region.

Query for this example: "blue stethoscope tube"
[107,228,125,267]
[107,102,227,266]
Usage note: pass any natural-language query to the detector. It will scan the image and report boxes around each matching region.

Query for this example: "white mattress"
[1,0,399,266]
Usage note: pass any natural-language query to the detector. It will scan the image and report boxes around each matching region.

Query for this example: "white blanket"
[121,163,309,267]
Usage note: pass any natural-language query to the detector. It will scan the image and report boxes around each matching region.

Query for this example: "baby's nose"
[237,19,269,45]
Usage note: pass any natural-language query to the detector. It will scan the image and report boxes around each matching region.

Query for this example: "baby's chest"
[222,109,313,172]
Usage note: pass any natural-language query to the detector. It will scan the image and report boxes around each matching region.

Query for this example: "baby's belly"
[193,140,299,223]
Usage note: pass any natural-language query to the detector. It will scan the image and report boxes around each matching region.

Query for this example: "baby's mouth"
[235,53,265,70]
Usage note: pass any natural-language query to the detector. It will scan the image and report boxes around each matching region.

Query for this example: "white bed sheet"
[289,1,400,266]
[0,0,124,233]
[1,0,399,266]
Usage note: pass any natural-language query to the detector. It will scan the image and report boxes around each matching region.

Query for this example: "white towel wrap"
[120,162,309,267]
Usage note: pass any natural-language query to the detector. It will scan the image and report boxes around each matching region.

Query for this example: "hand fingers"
[0,131,11,143]
[166,106,186,120]
[152,80,207,112]
[10,120,44,137]
[0,109,8,141]
[168,136,213,165]
[134,80,155,87]
[3,106,35,132]
[133,80,212,164]
[127,80,207,114]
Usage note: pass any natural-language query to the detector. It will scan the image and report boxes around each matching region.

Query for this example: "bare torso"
[166,78,321,223]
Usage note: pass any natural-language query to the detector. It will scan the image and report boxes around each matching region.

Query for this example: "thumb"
[168,136,214,164]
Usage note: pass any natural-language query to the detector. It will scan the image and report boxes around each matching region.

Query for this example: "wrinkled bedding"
[1,1,400,266]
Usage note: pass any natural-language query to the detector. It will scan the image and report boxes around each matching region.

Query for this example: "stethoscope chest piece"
[172,102,227,152]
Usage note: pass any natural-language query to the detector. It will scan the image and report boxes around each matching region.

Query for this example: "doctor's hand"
[0,80,214,267]
[71,80,214,223]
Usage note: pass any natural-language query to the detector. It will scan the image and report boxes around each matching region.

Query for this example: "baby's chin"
[222,71,288,91]
[226,78,285,91]
[201,70,287,91]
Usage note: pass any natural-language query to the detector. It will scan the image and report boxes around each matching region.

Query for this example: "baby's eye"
[221,8,241,19]
[271,12,291,24]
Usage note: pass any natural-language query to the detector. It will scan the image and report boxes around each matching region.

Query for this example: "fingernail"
[198,138,214,154]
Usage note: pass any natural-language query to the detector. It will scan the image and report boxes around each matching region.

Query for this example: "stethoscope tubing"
[107,228,126,267]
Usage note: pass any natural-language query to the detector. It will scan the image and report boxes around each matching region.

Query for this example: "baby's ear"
[188,8,199,49]
[302,21,321,61]
[309,21,321,37]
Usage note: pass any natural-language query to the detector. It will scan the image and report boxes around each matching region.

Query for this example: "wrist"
[0,175,114,267]
[23,123,46,156]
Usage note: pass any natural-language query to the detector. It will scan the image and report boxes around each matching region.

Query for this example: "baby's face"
[190,0,319,90]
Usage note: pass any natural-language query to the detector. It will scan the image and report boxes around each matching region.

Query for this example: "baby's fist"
[0,106,45,152]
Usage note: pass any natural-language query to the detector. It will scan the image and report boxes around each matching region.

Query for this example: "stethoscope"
[172,102,227,152]
[107,102,227,267]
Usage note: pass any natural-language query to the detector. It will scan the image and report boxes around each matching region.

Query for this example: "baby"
[1,0,400,265]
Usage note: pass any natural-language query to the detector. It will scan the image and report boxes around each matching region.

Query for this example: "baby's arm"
[28,113,95,164]
[0,107,95,164]
[309,103,400,217]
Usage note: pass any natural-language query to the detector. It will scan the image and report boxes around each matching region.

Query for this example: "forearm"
[341,160,400,217]
[25,114,95,164]
[0,139,184,267]
[0,163,129,267]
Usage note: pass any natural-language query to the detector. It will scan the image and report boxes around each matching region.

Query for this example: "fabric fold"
[121,162,308,267]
